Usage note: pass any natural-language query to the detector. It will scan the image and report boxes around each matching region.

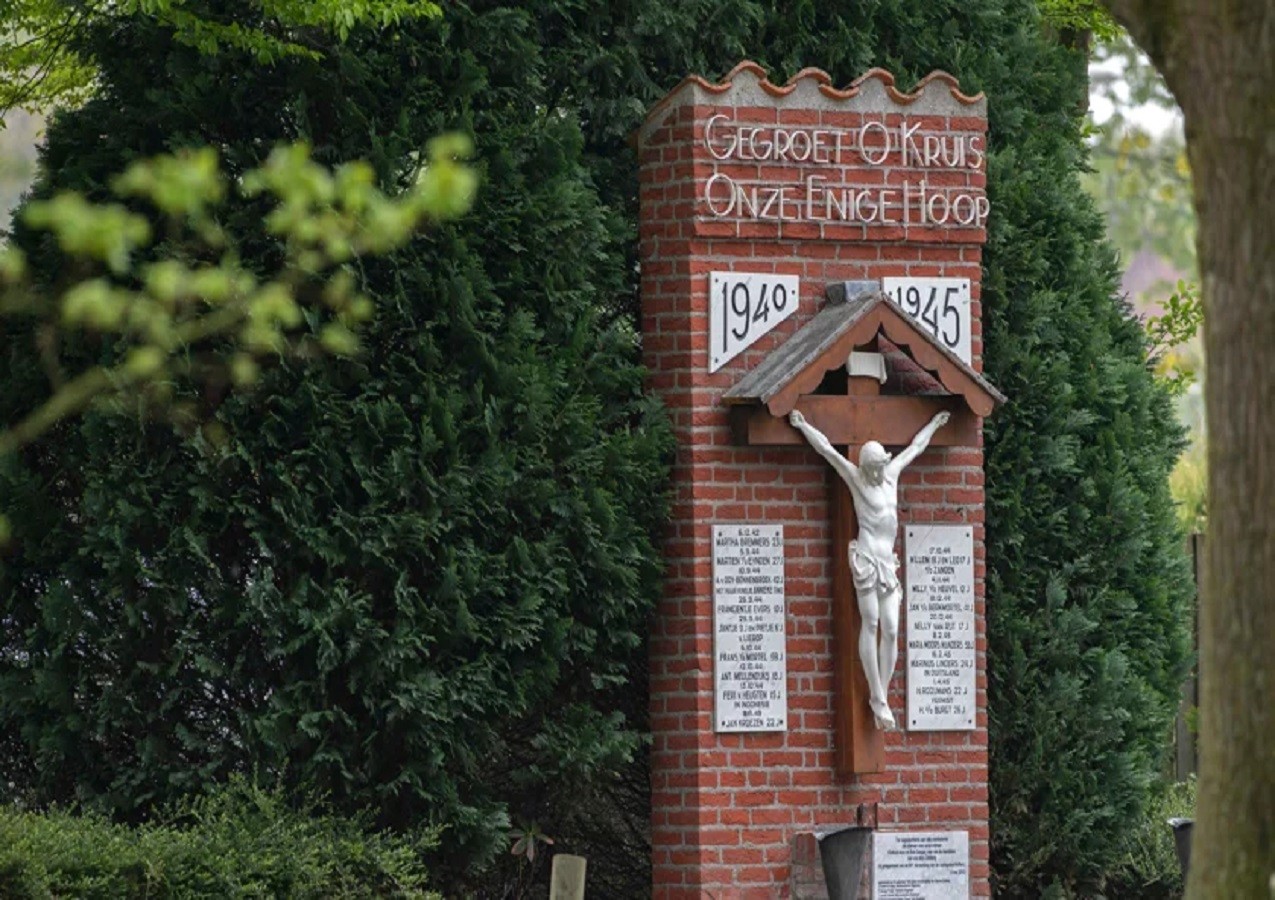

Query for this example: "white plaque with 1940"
[709,272,799,372]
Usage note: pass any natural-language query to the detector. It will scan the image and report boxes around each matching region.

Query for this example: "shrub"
[1099,778,1196,900]
[0,779,439,899]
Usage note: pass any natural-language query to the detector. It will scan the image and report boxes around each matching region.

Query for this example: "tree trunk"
[1101,3,1275,896]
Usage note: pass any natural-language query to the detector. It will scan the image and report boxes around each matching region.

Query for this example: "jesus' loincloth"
[848,540,900,599]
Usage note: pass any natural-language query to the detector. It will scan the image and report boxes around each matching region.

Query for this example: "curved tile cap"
[640,61,986,144]
[723,282,1006,418]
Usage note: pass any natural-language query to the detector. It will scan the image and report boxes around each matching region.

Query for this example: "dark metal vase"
[818,826,874,900]
[1168,817,1194,881]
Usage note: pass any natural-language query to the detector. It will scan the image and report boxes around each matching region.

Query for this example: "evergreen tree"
[978,65,1193,896]
[0,2,670,881]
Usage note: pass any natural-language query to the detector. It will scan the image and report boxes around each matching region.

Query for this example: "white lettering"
[855,189,879,222]
[860,120,892,165]
[968,134,985,169]
[952,193,978,225]
[900,119,923,166]
[879,189,899,224]
[704,114,735,161]
[703,172,736,216]
[825,185,848,220]
[805,174,826,219]
[756,186,781,219]
[811,130,833,164]
[927,191,951,224]
[923,134,944,167]
[694,115,990,226]
[789,129,812,162]
[773,128,793,161]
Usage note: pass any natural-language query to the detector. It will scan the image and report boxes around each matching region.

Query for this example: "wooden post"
[1175,533,1203,780]
[832,372,887,776]
[832,475,887,776]
[549,854,587,900]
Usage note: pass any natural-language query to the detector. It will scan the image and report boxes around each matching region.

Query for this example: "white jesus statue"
[788,408,951,730]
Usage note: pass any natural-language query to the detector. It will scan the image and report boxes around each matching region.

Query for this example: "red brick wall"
[640,63,990,899]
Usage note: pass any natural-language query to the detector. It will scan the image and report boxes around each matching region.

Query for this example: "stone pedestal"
[640,62,993,899]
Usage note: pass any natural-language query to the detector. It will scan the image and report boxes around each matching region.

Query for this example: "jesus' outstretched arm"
[789,410,858,487]
[886,410,951,476]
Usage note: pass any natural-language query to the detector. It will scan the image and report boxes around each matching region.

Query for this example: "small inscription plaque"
[873,831,970,899]
[906,525,976,731]
[713,523,786,732]
[709,272,799,372]
[882,277,972,364]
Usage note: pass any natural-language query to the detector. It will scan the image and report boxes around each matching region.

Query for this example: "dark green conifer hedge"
[1,1,671,885]
[1,1,1190,895]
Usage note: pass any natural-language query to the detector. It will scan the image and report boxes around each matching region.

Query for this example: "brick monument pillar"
[639,63,1001,899]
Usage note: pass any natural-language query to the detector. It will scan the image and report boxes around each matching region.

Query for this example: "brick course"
[641,63,991,899]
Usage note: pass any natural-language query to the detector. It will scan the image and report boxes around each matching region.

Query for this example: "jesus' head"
[859,440,891,485]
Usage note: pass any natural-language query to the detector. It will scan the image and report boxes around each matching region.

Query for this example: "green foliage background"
[0,0,1191,895]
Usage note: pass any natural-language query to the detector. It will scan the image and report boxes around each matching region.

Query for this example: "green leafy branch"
[0,135,476,459]
[1145,279,1203,396]
[1,0,442,118]
[1036,0,1122,42]
[0,1,98,115]
[127,0,443,61]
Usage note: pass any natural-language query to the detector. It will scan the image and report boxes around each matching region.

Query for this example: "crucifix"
[722,284,1004,775]
[788,407,950,730]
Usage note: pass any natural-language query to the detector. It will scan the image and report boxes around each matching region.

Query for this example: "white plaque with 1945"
[882,277,971,365]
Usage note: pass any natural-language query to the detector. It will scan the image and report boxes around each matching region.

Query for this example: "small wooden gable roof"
[723,282,1007,417]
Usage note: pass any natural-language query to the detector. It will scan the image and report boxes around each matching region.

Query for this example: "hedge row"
[0,781,438,899]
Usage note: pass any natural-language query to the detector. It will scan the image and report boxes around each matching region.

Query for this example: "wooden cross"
[724,289,1004,777]
[731,351,979,775]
